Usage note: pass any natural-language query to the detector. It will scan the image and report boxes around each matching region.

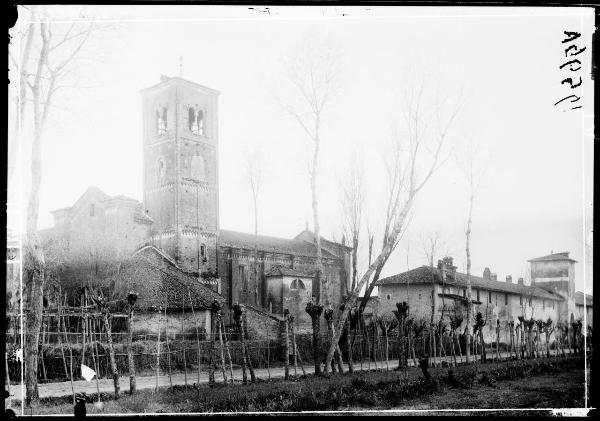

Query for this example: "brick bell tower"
[140,75,220,274]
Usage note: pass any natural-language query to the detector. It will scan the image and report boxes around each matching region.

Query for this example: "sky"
[8,5,594,295]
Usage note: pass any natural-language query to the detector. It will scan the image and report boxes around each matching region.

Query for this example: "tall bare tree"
[275,32,340,374]
[243,146,264,306]
[457,138,488,364]
[340,153,364,293]
[9,8,95,403]
[276,32,339,309]
[324,81,460,373]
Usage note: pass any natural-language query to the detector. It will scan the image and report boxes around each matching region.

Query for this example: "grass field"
[19,356,588,415]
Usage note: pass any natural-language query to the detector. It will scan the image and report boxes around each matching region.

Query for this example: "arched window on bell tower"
[157,107,167,135]
[189,106,197,133]
[197,109,205,136]
[189,107,205,136]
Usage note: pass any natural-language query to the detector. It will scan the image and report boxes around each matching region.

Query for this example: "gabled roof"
[49,186,151,225]
[574,291,593,307]
[219,229,339,259]
[379,266,563,301]
[528,252,577,263]
[140,75,221,96]
[264,264,313,278]
[122,245,224,310]
[293,229,353,252]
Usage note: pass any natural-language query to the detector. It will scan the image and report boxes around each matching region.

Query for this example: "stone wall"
[132,309,212,337]
[242,303,283,340]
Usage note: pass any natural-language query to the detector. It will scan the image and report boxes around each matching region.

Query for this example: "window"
[200,244,206,261]
[239,266,247,291]
[529,297,532,306]
[505,293,508,305]
[418,294,422,300]
[520,295,523,305]
[476,289,480,301]
[157,107,167,134]
[488,290,492,304]
[90,204,95,217]
[291,279,305,290]
[189,107,205,136]
[386,294,391,300]
[462,288,466,297]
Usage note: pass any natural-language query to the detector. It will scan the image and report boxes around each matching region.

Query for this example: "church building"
[42,75,352,333]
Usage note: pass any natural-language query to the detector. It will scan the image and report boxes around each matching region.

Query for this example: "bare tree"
[243,146,264,306]
[456,138,488,364]
[339,153,364,293]
[11,8,96,403]
[421,231,451,267]
[275,32,340,374]
[324,81,460,373]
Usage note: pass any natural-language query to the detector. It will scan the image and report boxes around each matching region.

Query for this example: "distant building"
[377,254,592,343]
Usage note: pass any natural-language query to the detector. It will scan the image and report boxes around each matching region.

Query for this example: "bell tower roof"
[140,75,220,96]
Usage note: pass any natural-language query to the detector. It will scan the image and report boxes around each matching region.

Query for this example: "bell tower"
[140,75,220,273]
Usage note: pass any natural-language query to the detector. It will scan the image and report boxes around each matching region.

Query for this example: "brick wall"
[242,303,283,340]
[132,309,211,337]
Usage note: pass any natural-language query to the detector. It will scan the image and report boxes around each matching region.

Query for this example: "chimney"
[506,275,512,283]
[491,273,497,281]
[518,277,524,285]
[483,268,491,280]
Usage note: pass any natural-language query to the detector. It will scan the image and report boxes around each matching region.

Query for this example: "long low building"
[377,252,592,343]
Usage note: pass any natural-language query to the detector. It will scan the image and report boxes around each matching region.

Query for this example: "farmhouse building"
[377,254,592,343]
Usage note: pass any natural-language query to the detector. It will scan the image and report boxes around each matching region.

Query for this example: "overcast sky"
[9,6,594,295]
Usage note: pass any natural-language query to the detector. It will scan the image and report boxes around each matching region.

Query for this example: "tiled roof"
[218,229,339,259]
[527,252,577,263]
[293,229,353,252]
[379,266,563,301]
[575,291,593,307]
[264,264,314,278]
[123,245,225,310]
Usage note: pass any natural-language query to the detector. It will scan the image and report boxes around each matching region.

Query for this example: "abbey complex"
[38,75,592,338]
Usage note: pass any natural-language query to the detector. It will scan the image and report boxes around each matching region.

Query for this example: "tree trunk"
[221,319,234,385]
[306,302,323,375]
[284,312,290,380]
[345,318,354,373]
[102,312,120,398]
[233,305,248,384]
[216,313,227,384]
[127,306,136,394]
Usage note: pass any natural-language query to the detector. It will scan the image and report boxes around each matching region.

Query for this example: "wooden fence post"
[181,294,187,389]
[283,309,290,380]
[163,307,173,391]
[155,306,161,393]
[221,318,234,385]
[186,288,201,398]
